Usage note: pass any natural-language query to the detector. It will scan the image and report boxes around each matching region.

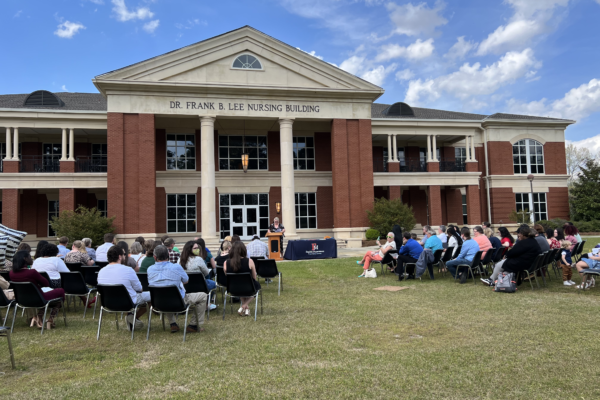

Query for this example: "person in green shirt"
[139,241,159,273]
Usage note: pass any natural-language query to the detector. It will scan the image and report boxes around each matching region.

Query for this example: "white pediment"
[94,26,383,95]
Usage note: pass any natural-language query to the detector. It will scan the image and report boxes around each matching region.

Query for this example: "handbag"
[494,272,517,293]
[365,268,377,278]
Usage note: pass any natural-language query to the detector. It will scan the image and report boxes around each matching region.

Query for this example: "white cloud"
[506,78,600,121]
[61,85,69,91]
[339,55,366,75]
[568,134,600,154]
[444,36,476,60]
[175,19,206,29]
[386,1,447,37]
[112,0,154,22]
[375,38,434,62]
[89,0,104,4]
[361,64,397,86]
[396,69,415,81]
[54,21,86,39]
[13,10,22,18]
[405,48,540,105]
[296,48,324,60]
[143,19,159,33]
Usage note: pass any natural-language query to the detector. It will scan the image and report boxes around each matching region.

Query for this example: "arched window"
[513,139,544,174]
[23,90,63,107]
[232,54,263,70]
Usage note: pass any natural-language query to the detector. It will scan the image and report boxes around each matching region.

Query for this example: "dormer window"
[23,90,63,107]
[232,54,263,70]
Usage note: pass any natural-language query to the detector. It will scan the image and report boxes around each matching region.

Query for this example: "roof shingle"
[0,92,106,112]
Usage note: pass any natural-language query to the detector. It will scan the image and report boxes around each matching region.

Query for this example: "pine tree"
[570,159,600,221]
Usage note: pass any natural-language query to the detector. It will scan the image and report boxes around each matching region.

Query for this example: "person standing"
[268,217,286,252]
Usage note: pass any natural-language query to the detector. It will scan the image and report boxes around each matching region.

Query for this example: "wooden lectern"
[266,232,283,261]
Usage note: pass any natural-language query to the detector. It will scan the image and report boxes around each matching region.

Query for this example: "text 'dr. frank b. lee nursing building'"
[0,26,573,247]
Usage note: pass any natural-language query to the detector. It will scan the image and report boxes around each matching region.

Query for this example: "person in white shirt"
[97,246,150,331]
[246,235,269,258]
[32,243,70,288]
[357,232,396,277]
[437,225,448,248]
[95,233,116,263]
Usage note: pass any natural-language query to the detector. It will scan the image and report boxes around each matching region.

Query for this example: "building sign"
[169,100,320,114]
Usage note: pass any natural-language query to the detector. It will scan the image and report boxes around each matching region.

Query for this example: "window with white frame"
[513,139,544,174]
[232,54,263,70]
[219,135,267,171]
[515,193,547,222]
[293,137,315,170]
[419,147,440,162]
[97,199,107,218]
[166,134,196,170]
[48,200,59,237]
[167,194,197,233]
[462,194,468,225]
[295,193,317,229]
[91,144,108,172]
[43,143,64,163]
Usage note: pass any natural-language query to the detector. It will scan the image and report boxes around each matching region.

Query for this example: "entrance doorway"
[230,205,260,240]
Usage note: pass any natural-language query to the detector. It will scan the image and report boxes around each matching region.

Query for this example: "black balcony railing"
[439,158,466,172]
[76,157,107,173]
[400,157,426,172]
[20,156,60,173]
[373,154,387,172]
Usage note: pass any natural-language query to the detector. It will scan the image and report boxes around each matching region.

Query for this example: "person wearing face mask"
[179,240,217,294]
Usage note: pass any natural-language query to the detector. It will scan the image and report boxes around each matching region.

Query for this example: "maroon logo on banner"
[312,243,319,251]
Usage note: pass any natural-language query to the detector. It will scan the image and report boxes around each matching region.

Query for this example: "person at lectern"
[268,217,285,252]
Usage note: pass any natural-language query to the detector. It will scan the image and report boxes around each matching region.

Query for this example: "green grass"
[2,255,600,399]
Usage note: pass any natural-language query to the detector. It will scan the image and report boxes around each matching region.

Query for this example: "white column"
[200,116,217,239]
[426,135,432,161]
[387,135,392,162]
[465,135,471,161]
[279,118,297,237]
[470,135,477,161]
[60,128,67,161]
[432,135,438,162]
[392,134,398,161]
[4,128,12,160]
[12,128,19,160]
[68,128,75,161]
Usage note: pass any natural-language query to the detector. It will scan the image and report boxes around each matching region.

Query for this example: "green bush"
[365,229,380,240]
[367,198,416,238]
[49,206,116,247]
[536,219,568,230]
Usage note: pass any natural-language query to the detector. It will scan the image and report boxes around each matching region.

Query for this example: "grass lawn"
[2,247,600,399]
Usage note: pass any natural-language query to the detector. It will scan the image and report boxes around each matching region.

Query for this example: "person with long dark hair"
[555,227,565,241]
[446,226,462,257]
[546,228,560,250]
[3,242,32,271]
[498,227,514,248]
[564,225,578,251]
[116,241,137,269]
[392,224,403,250]
[32,244,69,288]
[34,240,49,260]
[224,241,260,317]
[195,238,216,269]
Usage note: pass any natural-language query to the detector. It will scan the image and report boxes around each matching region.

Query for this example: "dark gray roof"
[485,112,571,121]
[0,92,106,111]
[372,103,487,120]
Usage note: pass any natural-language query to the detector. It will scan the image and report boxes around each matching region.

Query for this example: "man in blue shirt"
[445,227,480,283]
[56,236,69,259]
[397,232,424,280]
[424,229,443,252]
[148,245,208,334]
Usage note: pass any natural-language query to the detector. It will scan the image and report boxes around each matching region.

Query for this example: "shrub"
[367,198,416,238]
[508,209,531,224]
[49,206,116,247]
[365,229,380,240]
[536,219,568,231]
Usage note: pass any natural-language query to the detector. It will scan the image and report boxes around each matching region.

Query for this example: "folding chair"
[250,256,265,265]
[215,266,227,303]
[81,266,102,318]
[0,326,15,369]
[571,242,582,264]
[256,259,283,295]
[479,248,495,276]
[0,288,15,326]
[96,284,146,341]
[146,285,192,343]
[10,282,66,334]
[223,273,262,321]
[137,273,150,292]
[60,272,96,319]
[184,273,217,319]
[578,268,600,293]
[95,261,109,268]
[574,241,586,263]
[438,247,454,277]
[423,249,444,280]
[454,251,483,284]
[65,262,82,273]
[519,254,544,290]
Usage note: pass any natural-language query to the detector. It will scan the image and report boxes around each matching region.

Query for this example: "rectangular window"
[166,134,196,170]
[462,194,468,225]
[219,135,268,171]
[293,137,315,170]
[295,193,317,229]
[167,194,196,233]
[91,144,108,173]
[219,194,269,239]
[97,199,107,218]
[42,143,63,172]
[419,147,440,162]
[48,200,59,237]
[515,192,547,223]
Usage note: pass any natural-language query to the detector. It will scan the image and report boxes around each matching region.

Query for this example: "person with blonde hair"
[65,240,95,266]
[357,232,396,277]
[484,227,502,249]
[215,240,232,266]
[130,241,144,263]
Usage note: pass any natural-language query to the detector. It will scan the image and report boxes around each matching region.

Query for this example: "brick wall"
[441,146,455,161]
[548,187,569,220]
[408,187,427,225]
[22,142,42,157]
[60,161,75,173]
[138,114,156,233]
[445,188,463,225]
[268,186,282,225]
[268,132,281,172]
[389,186,401,200]
[155,187,167,234]
[428,185,443,225]
[37,194,47,237]
[488,142,513,175]
[3,161,19,173]
[544,142,567,175]
[316,186,334,229]
[59,189,76,212]
[3,189,20,230]
[388,162,399,172]
[315,132,332,171]
[427,162,440,172]
[20,189,38,234]
[466,185,481,225]
[156,129,166,172]
[440,188,447,223]
[490,187,515,224]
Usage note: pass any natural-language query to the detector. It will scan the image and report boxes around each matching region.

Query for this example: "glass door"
[230,205,260,240]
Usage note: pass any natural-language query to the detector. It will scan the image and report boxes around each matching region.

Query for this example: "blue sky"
[2,0,600,146]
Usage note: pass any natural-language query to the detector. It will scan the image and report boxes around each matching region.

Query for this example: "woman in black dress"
[224,241,261,317]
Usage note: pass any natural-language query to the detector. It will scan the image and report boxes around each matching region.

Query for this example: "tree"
[366,198,416,237]
[508,208,532,224]
[566,143,597,185]
[570,159,600,221]
[49,206,116,246]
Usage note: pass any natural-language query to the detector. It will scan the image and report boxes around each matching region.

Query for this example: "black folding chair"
[575,241,586,263]
[95,261,109,268]
[428,249,444,278]
[184,273,216,319]
[0,326,15,369]
[223,273,262,321]
[96,284,146,341]
[60,272,96,319]
[454,251,483,284]
[479,248,495,276]
[250,256,265,265]
[215,266,227,303]
[137,273,150,292]
[81,266,102,318]
[256,259,283,295]
[65,262,82,273]
[438,247,454,277]
[39,272,51,283]
[10,282,66,334]
[146,285,192,342]
[0,288,15,326]
[493,247,507,263]
[519,254,544,290]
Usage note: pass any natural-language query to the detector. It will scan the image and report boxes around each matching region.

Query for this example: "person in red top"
[498,227,514,248]
[9,250,65,329]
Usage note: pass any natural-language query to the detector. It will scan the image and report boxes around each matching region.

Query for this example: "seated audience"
[215,241,232,266]
[565,222,582,243]
[446,226,463,257]
[116,241,138,270]
[57,236,69,259]
[96,233,116,262]
[498,227,514,248]
[130,242,144,264]
[161,235,180,252]
[437,225,448,248]
[231,235,241,244]
[82,238,96,261]
[532,224,550,253]
[217,236,232,257]
[392,224,403,250]
[396,232,423,280]
[473,226,492,258]
[135,236,145,249]
[575,252,600,289]
[564,225,579,251]
[446,227,479,282]
[555,227,566,241]
[195,238,217,269]
[148,245,208,333]
[65,240,94,266]
[410,233,418,241]
[559,240,575,286]
[4,242,32,271]
[98,246,149,330]
[419,225,431,245]
[224,241,260,317]
[546,228,561,250]
[164,238,181,264]
[247,235,269,259]
[180,240,217,291]
[139,241,160,273]
[357,232,396,277]
[424,228,443,252]
[10,250,65,329]
[33,240,49,260]
[32,244,70,288]
[137,240,154,267]
[481,227,541,286]
[481,221,491,229]
[484,228,502,249]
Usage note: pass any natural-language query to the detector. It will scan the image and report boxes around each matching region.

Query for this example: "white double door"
[230,205,260,241]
